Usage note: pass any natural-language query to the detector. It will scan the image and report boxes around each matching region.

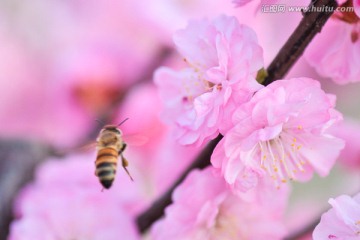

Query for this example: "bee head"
[103,125,121,134]
[98,118,128,135]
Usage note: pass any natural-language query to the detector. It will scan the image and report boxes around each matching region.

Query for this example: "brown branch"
[136,135,223,233]
[262,0,338,85]
[136,0,338,233]
[0,139,50,240]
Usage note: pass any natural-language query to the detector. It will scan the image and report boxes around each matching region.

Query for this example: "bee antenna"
[95,119,105,125]
[117,118,129,127]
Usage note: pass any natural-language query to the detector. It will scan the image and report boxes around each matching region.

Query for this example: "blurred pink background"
[1,0,360,239]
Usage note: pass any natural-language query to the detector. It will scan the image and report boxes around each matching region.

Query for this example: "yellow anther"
[297,125,303,130]
[297,145,302,150]
[281,179,287,183]
[293,138,297,142]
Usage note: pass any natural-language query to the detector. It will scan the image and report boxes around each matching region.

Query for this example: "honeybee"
[95,118,133,189]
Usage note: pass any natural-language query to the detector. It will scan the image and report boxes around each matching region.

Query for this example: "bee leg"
[120,154,134,181]
[119,143,127,154]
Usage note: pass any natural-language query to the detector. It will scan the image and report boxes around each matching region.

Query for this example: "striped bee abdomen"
[95,148,118,189]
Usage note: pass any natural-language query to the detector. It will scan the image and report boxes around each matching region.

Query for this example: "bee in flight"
[95,118,133,189]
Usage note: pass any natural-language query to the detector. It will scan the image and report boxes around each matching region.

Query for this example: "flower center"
[210,198,246,239]
[181,58,223,103]
[257,131,307,188]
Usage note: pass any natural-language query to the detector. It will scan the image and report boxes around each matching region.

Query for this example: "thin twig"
[136,0,338,233]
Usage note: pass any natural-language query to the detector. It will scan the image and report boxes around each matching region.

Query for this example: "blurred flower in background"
[151,167,289,240]
[8,154,141,240]
[113,82,200,196]
[0,0,161,148]
[305,0,360,84]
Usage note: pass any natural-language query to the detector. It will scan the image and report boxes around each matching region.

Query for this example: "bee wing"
[54,142,97,156]
[78,142,98,152]
[122,134,149,146]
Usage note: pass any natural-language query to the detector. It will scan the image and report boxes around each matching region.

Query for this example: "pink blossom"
[155,15,263,146]
[211,78,345,192]
[8,153,143,240]
[313,193,360,239]
[151,167,289,240]
[9,188,139,240]
[304,5,360,84]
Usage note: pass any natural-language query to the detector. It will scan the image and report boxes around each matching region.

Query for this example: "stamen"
[274,137,294,179]
[266,141,286,183]
[258,130,311,186]
[259,142,279,188]
[259,142,267,167]
[286,146,305,172]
